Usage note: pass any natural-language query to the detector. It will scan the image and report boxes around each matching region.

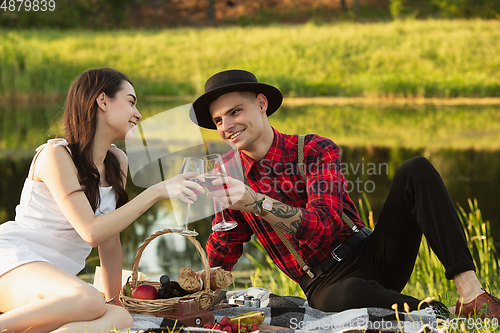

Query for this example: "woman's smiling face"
[102,81,142,141]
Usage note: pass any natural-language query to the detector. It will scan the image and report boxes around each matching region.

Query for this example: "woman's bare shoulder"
[35,142,75,172]
[32,142,80,192]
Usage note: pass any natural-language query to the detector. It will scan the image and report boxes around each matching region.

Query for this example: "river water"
[1,100,499,285]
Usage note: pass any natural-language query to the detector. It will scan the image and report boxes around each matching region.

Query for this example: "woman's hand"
[152,172,205,204]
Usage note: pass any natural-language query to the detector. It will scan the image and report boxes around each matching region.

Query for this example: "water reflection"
[1,100,499,284]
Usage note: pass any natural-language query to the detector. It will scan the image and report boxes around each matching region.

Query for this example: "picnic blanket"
[125,288,445,333]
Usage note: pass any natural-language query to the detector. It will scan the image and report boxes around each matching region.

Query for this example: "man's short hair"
[238,91,258,103]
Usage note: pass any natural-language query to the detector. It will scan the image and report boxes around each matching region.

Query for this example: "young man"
[189,69,500,317]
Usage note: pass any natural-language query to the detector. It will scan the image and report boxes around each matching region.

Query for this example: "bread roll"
[196,266,233,290]
[178,267,203,292]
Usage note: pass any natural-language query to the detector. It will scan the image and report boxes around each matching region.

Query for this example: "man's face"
[209,91,267,152]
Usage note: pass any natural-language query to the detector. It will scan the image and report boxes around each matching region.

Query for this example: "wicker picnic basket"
[119,228,216,314]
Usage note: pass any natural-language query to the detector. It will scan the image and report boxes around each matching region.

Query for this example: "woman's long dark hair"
[63,68,130,212]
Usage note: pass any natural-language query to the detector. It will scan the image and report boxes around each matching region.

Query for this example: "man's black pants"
[303,156,476,312]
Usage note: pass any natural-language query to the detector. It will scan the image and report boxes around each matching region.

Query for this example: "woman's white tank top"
[0,139,117,276]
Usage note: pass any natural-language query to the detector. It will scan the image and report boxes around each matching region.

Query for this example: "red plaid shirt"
[206,128,365,283]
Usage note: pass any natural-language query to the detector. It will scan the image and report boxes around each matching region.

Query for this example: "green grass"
[1,19,500,100]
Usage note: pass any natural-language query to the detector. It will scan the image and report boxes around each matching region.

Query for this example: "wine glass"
[202,154,238,232]
[173,157,204,236]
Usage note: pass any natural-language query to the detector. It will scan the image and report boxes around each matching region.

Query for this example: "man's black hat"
[190,69,283,129]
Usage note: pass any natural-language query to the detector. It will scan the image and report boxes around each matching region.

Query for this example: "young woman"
[0,68,204,332]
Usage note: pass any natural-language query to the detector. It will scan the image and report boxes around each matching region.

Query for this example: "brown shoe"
[455,290,500,318]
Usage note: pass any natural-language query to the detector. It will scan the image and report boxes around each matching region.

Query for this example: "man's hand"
[206,176,259,213]
[206,176,304,236]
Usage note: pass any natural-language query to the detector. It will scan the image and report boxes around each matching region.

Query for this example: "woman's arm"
[98,234,123,305]
[34,144,204,247]
[98,146,126,306]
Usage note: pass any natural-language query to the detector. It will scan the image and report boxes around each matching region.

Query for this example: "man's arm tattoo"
[274,204,302,235]
[243,191,303,235]
[272,202,299,219]
[244,187,263,214]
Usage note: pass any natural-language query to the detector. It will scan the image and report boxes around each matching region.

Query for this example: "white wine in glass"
[174,157,204,236]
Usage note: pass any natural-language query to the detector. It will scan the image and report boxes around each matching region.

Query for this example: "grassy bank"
[1,19,500,100]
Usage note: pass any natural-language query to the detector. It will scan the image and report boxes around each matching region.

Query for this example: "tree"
[207,0,215,20]
[340,0,347,12]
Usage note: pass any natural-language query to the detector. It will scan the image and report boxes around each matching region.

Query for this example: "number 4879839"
[1,0,55,11]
